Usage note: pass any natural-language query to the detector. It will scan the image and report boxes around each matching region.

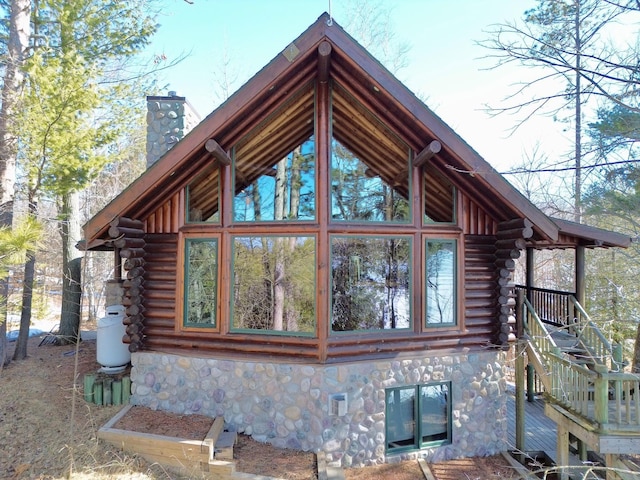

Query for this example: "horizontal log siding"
[139,219,502,359]
[142,234,178,344]
[464,235,499,344]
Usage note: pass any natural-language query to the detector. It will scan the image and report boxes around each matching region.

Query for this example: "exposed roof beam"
[413,140,442,169]
[317,41,331,83]
[205,139,232,166]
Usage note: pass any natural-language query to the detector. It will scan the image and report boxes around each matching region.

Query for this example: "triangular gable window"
[233,82,316,222]
[186,162,220,223]
[330,83,410,223]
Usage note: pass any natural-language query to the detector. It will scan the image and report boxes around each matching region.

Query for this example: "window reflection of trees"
[426,241,455,326]
[185,239,218,327]
[234,140,316,222]
[232,236,315,334]
[331,139,409,223]
[331,236,411,332]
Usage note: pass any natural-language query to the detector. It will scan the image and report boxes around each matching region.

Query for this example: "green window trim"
[425,239,457,327]
[385,382,452,454]
[230,235,317,336]
[330,235,412,334]
[183,238,219,329]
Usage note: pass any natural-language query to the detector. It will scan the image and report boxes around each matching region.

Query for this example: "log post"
[83,374,95,403]
[112,380,122,406]
[122,376,131,403]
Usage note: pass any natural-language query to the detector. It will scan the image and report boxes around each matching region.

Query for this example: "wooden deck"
[506,391,558,458]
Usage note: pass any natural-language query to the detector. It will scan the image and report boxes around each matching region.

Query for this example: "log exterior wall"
[142,233,178,345]
[120,190,515,360]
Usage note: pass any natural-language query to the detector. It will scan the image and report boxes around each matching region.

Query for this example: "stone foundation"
[130,349,508,467]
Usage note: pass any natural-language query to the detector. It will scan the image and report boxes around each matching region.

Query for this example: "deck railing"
[516,285,575,327]
[522,295,640,432]
[546,348,640,430]
[517,285,619,370]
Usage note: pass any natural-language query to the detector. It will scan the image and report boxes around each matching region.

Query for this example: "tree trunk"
[574,2,582,223]
[0,0,31,367]
[0,203,14,367]
[13,196,38,361]
[634,324,640,374]
[58,191,82,344]
[12,248,35,361]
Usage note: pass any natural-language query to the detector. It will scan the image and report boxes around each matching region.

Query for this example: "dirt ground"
[0,334,522,479]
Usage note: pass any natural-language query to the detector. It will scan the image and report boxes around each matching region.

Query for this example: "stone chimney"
[146,91,200,168]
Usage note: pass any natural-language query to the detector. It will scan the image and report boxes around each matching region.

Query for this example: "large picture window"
[184,238,219,328]
[386,383,451,453]
[331,236,411,332]
[231,236,316,334]
[425,240,456,327]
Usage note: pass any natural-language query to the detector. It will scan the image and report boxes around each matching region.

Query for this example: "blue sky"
[147,0,564,173]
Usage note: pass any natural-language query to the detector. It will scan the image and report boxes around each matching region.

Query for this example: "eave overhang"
[83,13,588,247]
[548,218,632,249]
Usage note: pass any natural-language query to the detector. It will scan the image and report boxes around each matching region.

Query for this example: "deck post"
[556,424,570,480]
[515,289,526,459]
[575,245,585,306]
[526,247,534,302]
[594,364,609,425]
[526,363,535,402]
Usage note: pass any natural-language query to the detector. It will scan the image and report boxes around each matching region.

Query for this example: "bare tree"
[480,0,639,221]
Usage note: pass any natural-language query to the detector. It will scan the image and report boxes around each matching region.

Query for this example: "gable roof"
[83,13,630,249]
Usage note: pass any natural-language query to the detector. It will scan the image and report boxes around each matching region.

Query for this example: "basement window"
[386,383,451,453]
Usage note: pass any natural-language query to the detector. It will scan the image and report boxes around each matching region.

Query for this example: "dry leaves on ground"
[0,334,522,480]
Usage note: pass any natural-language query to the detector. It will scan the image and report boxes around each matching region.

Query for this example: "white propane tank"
[97,305,130,372]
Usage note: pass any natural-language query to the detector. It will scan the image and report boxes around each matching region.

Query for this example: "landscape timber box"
[98,405,237,478]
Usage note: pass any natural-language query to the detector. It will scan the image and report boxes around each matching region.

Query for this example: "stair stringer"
[524,339,553,394]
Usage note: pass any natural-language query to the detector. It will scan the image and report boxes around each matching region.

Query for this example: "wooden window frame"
[229,233,318,337]
[179,233,222,333]
[423,237,459,330]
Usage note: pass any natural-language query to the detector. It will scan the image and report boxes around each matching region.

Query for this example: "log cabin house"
[83,14,635,470]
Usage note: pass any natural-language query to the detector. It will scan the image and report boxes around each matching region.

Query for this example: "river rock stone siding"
[130,350,508,467]
[146,92,200,168]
